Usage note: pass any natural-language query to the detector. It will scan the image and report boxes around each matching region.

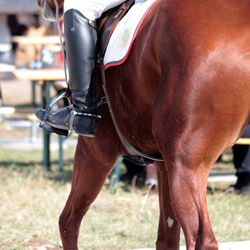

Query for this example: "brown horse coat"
[40,0,250,249]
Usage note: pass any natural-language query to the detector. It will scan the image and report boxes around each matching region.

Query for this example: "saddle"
[97,0,135,60]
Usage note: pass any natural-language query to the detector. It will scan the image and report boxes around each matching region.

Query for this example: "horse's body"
[40,0,250,249]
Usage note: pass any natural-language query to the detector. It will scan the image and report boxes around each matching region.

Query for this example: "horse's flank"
[105,0,250,154]
[104,0,163,154]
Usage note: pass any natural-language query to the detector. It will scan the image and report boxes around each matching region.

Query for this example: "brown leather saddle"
[97,0,135,61]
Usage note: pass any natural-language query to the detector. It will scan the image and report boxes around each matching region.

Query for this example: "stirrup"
[36,90,71,136]
[47,90,71,113]
[40,90,71,124]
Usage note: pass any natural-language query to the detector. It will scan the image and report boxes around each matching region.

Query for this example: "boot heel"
[39,122,69,136]
[73,116,96,137]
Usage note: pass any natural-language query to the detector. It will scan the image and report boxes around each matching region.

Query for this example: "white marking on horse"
[167,217,174,228]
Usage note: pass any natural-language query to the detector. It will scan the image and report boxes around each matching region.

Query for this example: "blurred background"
[0,1,249,249]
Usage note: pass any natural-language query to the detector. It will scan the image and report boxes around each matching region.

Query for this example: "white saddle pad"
[104,0,158,69]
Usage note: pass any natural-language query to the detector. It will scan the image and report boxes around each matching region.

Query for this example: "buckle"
[97,96,107,107]
[89,20,97,29]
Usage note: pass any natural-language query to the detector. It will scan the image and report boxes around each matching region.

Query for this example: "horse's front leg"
[59,136,120,250]
[156,162,181,250]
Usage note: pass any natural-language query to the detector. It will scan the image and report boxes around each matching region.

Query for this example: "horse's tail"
[37,0,64,22]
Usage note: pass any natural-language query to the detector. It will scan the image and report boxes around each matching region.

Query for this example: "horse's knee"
[59,207,75,234]
[59,212,69,236]
[59,206,83,249]
[59,197,90,233]
[59,211,78,248]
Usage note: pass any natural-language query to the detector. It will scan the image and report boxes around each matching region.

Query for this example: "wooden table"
[235,138,250,145]
[12,36,61,45]
[13,35,66,170]
[14,68,66,81]
[14,68,66,170]
[13,35,64,105]
[0,63,15,105]
[0,63,15,72]
[13,36,62,54]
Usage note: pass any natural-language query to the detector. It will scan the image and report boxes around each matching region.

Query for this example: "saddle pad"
[103,0,159,70]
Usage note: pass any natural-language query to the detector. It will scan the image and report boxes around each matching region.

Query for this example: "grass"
[0,147,250,250]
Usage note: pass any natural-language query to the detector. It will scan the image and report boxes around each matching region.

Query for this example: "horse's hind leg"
[153,114,226,249]
[168,159,217,250]
[156,132,219,250]
[59,136,120,250]
[156,162,181,250]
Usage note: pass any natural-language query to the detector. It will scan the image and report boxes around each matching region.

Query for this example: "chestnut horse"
[39,0,250,249]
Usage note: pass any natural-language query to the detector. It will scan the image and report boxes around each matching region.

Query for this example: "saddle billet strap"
[97,0,134,33]
[97,0,135,57]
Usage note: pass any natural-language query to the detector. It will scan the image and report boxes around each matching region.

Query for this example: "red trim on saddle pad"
[104,0,160,71]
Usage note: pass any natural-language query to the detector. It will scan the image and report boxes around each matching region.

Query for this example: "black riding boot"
[35,10,98,137]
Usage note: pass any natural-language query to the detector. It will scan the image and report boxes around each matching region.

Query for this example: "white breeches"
[64,0,126,21]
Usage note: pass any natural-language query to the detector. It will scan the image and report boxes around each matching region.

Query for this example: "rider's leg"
[35,9,98,137]
[64,0,126,20]
[35,0,127,137]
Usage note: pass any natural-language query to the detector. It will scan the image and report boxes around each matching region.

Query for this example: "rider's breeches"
[64,0,126,21]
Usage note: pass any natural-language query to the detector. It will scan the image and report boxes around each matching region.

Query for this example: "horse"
[38,0,250,249]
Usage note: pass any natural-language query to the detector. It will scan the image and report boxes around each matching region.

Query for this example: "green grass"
[0,147,250,250]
